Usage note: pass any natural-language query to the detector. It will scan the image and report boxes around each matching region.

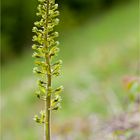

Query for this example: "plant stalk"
[44,0,51,140]
[44,49,52,140]
[46,58,51,140]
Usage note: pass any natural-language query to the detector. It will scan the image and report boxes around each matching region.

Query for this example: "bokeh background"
[1,0,139,139]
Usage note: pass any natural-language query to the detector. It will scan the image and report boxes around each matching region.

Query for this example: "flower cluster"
[32,0,63,124]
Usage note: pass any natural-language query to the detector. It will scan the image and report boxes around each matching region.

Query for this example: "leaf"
[130,81,140,93]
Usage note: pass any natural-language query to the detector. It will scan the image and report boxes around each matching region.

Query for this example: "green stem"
[44,0,51,140]
[46,57,51,140]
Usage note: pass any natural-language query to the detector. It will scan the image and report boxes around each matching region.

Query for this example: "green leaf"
[130,81,140,93]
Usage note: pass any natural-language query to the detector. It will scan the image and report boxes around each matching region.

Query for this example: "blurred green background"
[1,0,139,139]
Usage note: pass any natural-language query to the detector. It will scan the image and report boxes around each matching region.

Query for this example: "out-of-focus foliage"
[1,0,135,64]
[61,0,132,12]
[123,76,140,103]
[1,0,37,63]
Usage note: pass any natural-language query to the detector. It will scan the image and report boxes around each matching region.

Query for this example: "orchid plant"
[32,0,63,139]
